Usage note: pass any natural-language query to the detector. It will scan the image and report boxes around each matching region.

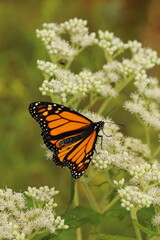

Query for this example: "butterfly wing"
[56,130,98,178]
[29,101,97,176]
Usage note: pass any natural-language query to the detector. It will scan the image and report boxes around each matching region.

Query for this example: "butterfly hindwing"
[29,101,104,178]
[64,130,98,178]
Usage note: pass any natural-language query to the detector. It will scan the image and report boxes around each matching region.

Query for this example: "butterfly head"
[96,121,105,130]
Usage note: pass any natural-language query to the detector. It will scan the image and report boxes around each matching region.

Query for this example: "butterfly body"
[29,102,104,178]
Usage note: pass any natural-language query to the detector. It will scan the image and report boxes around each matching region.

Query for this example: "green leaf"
[51,230,76,240]
[93,181,108,187]
[32,232,55,240]
[41,234,54,240]
[132,220,160,237]
[62,205,104,229]
[92,232,136,240]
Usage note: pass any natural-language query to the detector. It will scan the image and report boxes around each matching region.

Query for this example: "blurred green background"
[0,0,160,225]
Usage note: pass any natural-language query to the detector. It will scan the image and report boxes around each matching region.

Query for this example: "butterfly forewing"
[29,101,103,178]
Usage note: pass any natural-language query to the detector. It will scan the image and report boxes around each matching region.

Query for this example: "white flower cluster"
[25,186,59,209]
[118,186,153,211]
[147,187,160,206]
[113,178,125,187]
[118,59,142,77]
[60,18,88,36]
[38,65,119,102]
[135,73,160,102]
[98,30,125,58]
[125,40,142,54]
[36,27,77,62]
[36,18,97,64]
[125,40,160,68]
[129,161,160,184]
[124,137,151,158]
[0,187,68,240]
[124,93,160,130]
[42,22,64,34]
[81,111,150,171]
[103,60,120,73]
[0,220,21,240]
[0,188,25,216]
[152,215,160,226]
[133,48,160,69]
[37,60,58,78]
[60,18,97,48]
[36,18,160,108]
[80,111,130,170]
[17,209,67,236]
[39,69,93,102]
[123,56,160,130]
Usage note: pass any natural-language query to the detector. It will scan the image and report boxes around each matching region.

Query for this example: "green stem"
[145,125,150,149]
[64,58,74,69]
[153,145,160,158]
[136,114,145,126]
[136,115,151,152]
[103,195,119,214]
[50,94,61,104]
[84,94,98,110]
[81,178,100,212]
[112,48,125,59]
[67,96,81,109]
[98,97,112,115]
[74,181,82,240]
[98,75,134,115]
[130,209,143,240]
[104,52,112,62]
[82,169,102,184]
[115,74,134,93]
[28,229,47,240]
[65,46,85,69]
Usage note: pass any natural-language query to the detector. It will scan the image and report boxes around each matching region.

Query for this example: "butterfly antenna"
[102,129,112,138]
[101,106,118,122]
[101,105,125,129]
[104,122,125,128]
[105,106,117,117]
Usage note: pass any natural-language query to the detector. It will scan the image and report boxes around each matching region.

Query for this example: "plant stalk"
[74,181,82,240]
[81,179,100,212]
[130,209,143,240]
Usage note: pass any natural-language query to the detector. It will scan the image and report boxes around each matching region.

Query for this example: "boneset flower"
[35,18,160,236]
[98,30,125,59]
[0,187,68,239]
[152,215,160,226]
[25,186,59,208]
[118,186,153,211]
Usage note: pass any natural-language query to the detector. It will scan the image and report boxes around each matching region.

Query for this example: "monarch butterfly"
[29,102,104,179]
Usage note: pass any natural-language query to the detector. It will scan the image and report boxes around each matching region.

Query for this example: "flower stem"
[145,124,150,149]
[84,94,98,110]
[153,145,160,158]
[98,75,134,115]
[81,178,100,212]
[130,209,143,240]
[98,97,112,115]
[74,181,82,240]
[103,195,119,214]
[28,229,46,240]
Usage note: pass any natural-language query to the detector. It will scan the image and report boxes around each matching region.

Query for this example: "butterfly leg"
[102,129,112,138]
[98,135,103,150]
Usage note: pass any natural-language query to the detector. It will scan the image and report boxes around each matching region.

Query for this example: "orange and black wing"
[55,130,98,178]
[29,102,98,177]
